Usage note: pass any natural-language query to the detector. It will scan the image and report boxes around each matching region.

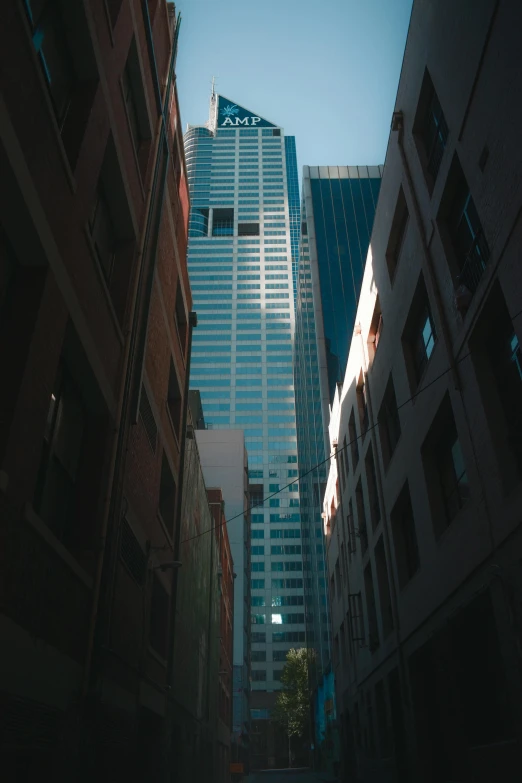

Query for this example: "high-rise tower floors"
[184,94,304,768]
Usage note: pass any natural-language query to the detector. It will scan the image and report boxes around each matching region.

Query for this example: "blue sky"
[176,0,412,171]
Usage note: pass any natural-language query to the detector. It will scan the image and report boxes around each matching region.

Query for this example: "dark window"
[272,129,281,137]
[390,483,419,588]
[139,385,157,452]
[368,298,383,364]
[238,222,260,236]
[34,362,86,542]
[378,376,401,469]
[440,155,489,294]
[88,136,136,318]
[402,274,437,387]
[347,500,356,555]
[365,446,380,530]
[212,208,234,236]
[422,394,469,537]
[24,0,98,168]
[122,40,151,177]
[414,70,449,185]
[158,453,176,535]
[174,284,188,356]
[251,632,265,643]
[273,650,288,662]
[357,377,369,439]
[349,409,359,470]
[167,359,182,440]
[385,187,409,281]
[251,650,266,662]
[89,181,116,281]
[470,283,522,482]
[149,574,169,658]
[375,680,392,758]
[374,537,393,638]
[120,519,146,586]
[364,562,379,651]
[355,480,368,554]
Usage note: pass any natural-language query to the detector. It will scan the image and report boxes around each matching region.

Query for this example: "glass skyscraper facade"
[294,165,382,704]
[184,94,303,758]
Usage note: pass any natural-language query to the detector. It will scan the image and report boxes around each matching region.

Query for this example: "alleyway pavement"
[248,769,337,783]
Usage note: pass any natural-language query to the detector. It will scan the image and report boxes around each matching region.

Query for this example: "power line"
[180,306,522,545]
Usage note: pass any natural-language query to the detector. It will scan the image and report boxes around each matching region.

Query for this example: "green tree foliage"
[272,647,310,738]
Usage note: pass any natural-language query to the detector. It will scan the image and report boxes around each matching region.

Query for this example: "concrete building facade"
[323,1,522,781]
[0,2,194,780]
[196,427,251,771]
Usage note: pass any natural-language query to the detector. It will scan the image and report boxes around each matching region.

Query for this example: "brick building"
[323,1,522,781]
[0,1,193,780]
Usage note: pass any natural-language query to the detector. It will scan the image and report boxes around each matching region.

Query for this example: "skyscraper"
[184,92,303,767]
[294,166,382,756]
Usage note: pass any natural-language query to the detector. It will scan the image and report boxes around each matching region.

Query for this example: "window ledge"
[23,503,93,591]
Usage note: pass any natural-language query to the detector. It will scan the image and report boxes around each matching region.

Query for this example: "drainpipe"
[391,111,460,392]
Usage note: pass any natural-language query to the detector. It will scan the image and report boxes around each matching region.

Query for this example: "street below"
[248,770,335,783]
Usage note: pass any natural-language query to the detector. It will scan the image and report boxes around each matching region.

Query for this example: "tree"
[272,648,311,741]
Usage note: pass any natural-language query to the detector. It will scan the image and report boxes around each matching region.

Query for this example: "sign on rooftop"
[217,95,276,128]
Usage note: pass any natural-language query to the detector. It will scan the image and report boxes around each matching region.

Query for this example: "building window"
[158,453,177,536]
[251,650,266,662]
[167,359,182,440]
[364,562,379,652]
[212,208,234,236]
[347,501,356,555]
[390,483,419,588]
[355,480,368,554]
[174,284,188,356]
[385,188,408,281]
[368,298,383,363]
[348,409,359,470]
[470,284,522,481]
[89,181,116,282]
[24,0,98,168]
[414,70,449,185]
[25,0,76,127]
[149,573,169,659]
[440,155,489,295]
[377,376,401,469]
[365,446,380,531]
[122,39,150,176]
[357,377,369,439]
[34,362,87,543]
[424,394,469,536]
[139,385,157,453]
[374,537,393,639]
[252,670,267,681]
[402,274,437,388]
[238,222,260,236]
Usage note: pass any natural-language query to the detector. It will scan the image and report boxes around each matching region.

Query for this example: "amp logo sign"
[217,95,276,129]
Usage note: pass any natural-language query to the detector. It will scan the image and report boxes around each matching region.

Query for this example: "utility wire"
[180,306,522,545]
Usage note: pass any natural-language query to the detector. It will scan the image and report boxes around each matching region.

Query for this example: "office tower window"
[378,376,401,469]
[414,69,449,186]
[252,650,266,662]
[385,187,409,281]
[251,670,266,681]
[390,483,419,588]
[238,222,260,236]
[212,208,234,236]
[422,393,469,537]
